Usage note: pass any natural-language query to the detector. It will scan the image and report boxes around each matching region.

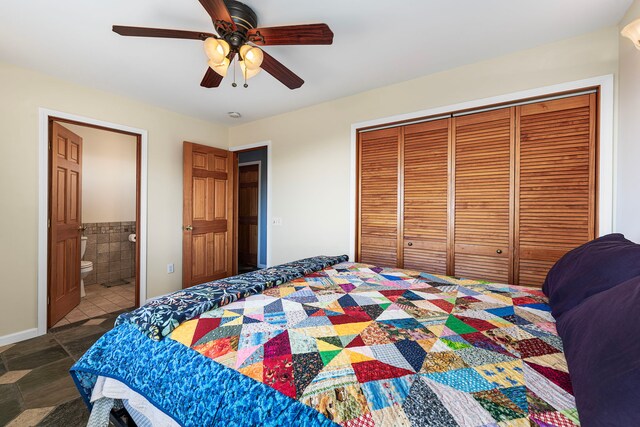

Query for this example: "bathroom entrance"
[47,118,141,328]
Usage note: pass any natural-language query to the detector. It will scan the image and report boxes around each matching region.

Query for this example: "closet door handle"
[496,249,503,254]
[184,225,193,231]
[407,242,413,247]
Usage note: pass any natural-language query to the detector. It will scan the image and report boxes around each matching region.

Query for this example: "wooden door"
[515,94,597,286]
[452,108,514,283]
[402,119,450,274]
[183,142,235,288]
[357,128,400,267]
[238,164,259,269]
[49,122,83,327]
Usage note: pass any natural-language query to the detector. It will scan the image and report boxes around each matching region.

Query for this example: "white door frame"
[349,74,616,261]
[238,160,263,268]
[229,141,272,267]
[37,108,148,336]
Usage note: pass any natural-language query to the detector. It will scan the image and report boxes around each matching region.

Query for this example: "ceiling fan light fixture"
[239,60,261,80]
[208,57,230,77]
[204,37,231,64]
[622,18,640,50]
[239,44,264,70]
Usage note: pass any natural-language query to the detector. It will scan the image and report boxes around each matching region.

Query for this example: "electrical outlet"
[272,217,283,226]
[167,263,174,274]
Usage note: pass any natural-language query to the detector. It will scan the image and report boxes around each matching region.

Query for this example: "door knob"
[184,225,193,231]
[407,242,413,247]
[496,249,503,254]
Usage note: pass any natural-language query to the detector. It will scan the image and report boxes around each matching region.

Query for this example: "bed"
[71,255,579,427]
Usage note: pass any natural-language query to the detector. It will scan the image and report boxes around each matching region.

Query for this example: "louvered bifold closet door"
[358,128,400,267]
[402,119,450,274]
[453,108,514,283]
[516,94,597,286]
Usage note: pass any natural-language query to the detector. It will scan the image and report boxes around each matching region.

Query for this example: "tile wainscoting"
[82,221,136,286]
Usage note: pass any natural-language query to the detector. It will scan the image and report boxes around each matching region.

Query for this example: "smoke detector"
[228,112,242,119]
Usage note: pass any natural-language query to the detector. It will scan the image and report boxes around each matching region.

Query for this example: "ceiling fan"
[113,0,334,89]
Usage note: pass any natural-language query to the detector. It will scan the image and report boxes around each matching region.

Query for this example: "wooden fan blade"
[198,0,236,30]
[260,50,304,89]
[201,68,224,88]
[201,52,236,88]
[113,25,215,40]
[248,24,333,46]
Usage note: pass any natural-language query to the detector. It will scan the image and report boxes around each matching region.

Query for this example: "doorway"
[181,143,270,289]
[236,147,268,272]
[47,118,142,328]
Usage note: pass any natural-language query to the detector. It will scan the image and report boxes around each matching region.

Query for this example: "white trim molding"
[238,160,263,267]
[229,141,272,267]
[0,328,39,347]
[349,74,616,261]
[36,108,149,338]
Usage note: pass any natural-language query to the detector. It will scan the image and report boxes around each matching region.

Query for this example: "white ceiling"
[0,0,631,125]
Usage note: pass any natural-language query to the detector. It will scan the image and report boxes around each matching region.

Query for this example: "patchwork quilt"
[72,260,579,427]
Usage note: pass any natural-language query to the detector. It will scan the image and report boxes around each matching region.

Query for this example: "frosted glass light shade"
[239,60,261,80]
[622,19,640,50]
[204,37,230,64]
[239,44,264,70]
[209,57,230,77]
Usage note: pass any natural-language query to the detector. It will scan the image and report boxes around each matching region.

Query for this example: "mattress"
[72,257,578,426]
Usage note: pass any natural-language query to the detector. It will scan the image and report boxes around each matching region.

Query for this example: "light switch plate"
[167,263,174,274]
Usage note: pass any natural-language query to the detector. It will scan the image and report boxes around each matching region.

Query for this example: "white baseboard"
[0,328,40,347]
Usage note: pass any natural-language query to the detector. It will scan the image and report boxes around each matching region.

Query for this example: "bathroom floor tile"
[80,306,108,318]
[52,318,70,328]
[83,318,106,326]
[63,308,89,324]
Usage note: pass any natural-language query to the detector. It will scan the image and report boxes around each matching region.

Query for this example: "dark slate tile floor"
[0,309,130,426]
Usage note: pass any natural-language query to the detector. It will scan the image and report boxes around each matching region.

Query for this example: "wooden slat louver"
[358,128,400,267]
[402,119,450,274]
[516,94,597,286]
[453,108,514,283]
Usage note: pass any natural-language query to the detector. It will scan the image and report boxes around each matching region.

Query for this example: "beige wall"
[0,25,626,340]
[0,62,228,336]
[618,1,640,243]
[229,27,620,265]
[63,123,137,224]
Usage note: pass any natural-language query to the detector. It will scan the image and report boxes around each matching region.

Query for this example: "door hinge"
[48,141,51,150]
[47,219,51,228]
[47,297,50,305]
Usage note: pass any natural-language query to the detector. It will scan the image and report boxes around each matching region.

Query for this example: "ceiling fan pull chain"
[232,55,238,87]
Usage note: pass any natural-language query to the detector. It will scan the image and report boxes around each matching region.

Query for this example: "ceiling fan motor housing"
[218,0,258,49]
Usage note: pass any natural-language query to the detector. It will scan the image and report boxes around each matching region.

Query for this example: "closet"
[356,92,597,287]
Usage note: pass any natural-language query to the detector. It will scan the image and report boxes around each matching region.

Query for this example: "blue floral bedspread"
[71,255,347,426]
[72,322,335,427]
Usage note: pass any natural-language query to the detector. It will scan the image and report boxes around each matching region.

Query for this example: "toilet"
[80,236,93,298]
